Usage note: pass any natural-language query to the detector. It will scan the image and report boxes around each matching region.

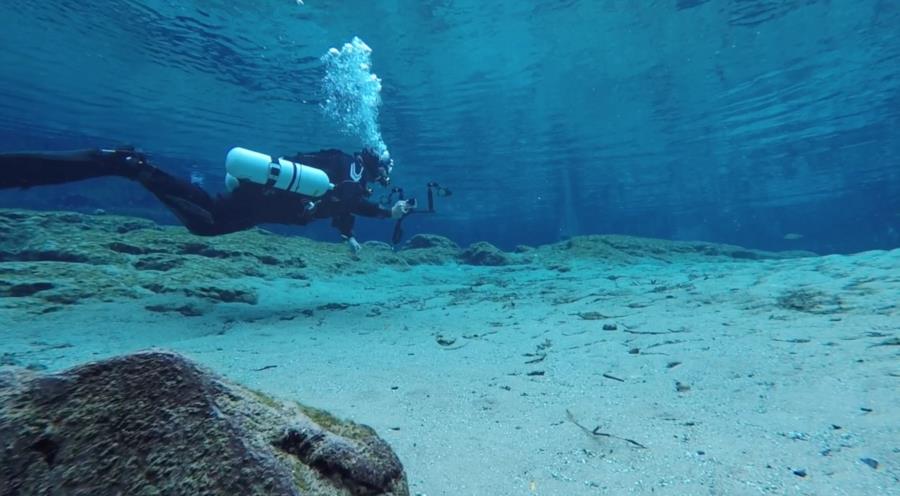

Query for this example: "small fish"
[783,233,804,240]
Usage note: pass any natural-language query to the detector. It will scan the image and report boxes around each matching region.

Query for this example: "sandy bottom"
[2,248,899,495]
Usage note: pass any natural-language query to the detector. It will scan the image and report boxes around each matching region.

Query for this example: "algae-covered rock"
[0,351,408,496]
[460,241,515,266]
[534,234,814,266]
[403,234,459,251]
[395,234,461,265]
[0,209,419,311]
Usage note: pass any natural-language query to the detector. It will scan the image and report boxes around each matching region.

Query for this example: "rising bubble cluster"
[320,37,388,158]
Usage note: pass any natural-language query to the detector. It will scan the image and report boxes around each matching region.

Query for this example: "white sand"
[2,248,898,495]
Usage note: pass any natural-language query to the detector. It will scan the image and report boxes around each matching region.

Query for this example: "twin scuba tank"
[224,147,334,197]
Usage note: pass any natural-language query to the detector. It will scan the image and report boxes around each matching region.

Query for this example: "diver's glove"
[97,146,151,178]
[345,236,362,255]
[391,200,413,219]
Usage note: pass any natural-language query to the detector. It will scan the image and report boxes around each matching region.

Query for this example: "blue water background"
[0,0,898,254]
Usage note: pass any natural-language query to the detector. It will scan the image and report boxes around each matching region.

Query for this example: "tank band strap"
[265,157,280,188]
[285,161,299,192]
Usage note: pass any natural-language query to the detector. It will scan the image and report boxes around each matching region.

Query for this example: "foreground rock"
[0,351,408,496]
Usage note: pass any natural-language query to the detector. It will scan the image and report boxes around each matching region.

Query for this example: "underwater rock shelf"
[0,208,809,313]
[0,350,409,496]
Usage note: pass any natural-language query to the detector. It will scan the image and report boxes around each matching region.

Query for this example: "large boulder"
[460,242,515,266]
[397,234,461,265]
[0,351,408,496]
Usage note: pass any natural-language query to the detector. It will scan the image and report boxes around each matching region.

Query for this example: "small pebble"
[860,458,879,469]
[602,323,617,331]
[788,431,810,441]
[793,469,807,478]
[628,347,640,354]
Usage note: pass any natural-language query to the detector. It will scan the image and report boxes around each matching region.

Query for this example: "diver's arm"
[353,199,413,220]
[352,199,393,219]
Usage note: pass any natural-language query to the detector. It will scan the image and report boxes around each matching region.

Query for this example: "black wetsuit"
[0,148,391,237]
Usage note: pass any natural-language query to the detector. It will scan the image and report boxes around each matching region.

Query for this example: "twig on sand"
[565,409,647,449]
[622,328,689,335]
[252,365,278,372]
[441,341,470,351]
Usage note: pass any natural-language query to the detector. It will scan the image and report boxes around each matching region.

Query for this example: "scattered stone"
[435,335,456,346]
[776,288,842,314]
[549,263,571,272]
[860,457,879,469]
[871,337,900,347]
[666,361,682,369]
[787,431,810,441]
[107,241,150,255]
[575,311,608,321]
[318,302,352,311]
[145,300,209,317]
[0,351,409,495]
[133,255,183,271]
[628,347,640,355]
[0,353,21,366]
[792,468,807,478]
[185,285,258,305]
[4,282,54,297]
[602,323,618,331]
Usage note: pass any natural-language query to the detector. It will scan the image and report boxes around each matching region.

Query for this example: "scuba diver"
[0,146,414,254]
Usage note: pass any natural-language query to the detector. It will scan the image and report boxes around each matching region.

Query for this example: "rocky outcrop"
[397,234,461,265]
[534,234,814,265]
[0,351,408,496]
[460,242,516,266]
[0,209,812,314]
[402,234,459,251]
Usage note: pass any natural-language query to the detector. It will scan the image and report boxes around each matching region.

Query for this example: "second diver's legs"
[0,148,141,189]
[132,164,256,236]
[0,148,255,236]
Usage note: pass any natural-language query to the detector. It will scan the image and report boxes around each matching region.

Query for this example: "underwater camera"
[381,182,452,246]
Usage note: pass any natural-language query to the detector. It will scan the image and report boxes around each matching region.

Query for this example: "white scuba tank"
[224,147,334,196]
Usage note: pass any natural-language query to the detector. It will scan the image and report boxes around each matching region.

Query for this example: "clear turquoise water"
[0,0,897,252]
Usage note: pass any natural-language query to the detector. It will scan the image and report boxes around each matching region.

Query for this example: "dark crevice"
[31,436,60,466]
